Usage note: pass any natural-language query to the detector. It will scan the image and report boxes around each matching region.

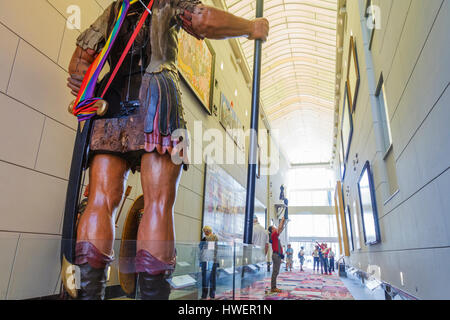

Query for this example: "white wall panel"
[0,23,19,93]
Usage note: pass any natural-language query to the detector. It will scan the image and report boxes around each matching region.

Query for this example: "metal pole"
[243,0,264,245]
[232,241,236,300]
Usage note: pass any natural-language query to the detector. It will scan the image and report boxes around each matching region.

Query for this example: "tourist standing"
[298,246,305,272]
[199,226,219,299]
[313,246,320,272]
[268,215,286,293]
[318,243,330,275]
[286,244,293,272]
[328,248,335,274]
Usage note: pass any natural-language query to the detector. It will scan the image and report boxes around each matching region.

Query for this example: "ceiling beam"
[290,162,332,168]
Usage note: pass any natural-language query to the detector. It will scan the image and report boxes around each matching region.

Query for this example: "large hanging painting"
[357,161,381,245]
[334,181,350,257]
[202,162,246,243]
[365,0,376,50]
[333,192,343,256]
[339,137,346,180]
[353,200,361,250]
[345,205,354,252]
[220,93,233,132]
[220,93,245,151]
[341,84,354,163]
[177,29,216,114]
[347,36,360,112]
[254,197,267,229]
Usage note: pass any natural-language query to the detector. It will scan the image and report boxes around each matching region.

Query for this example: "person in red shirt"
[318,242,331,275]
[268,215,286,293]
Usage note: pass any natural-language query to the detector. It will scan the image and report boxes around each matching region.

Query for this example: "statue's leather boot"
[75,242,114,300]
[138,272,171,300]
[135,249,175,300]
[78,263,108,300]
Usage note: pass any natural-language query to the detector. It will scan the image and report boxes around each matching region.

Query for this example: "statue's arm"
[278,216,286,235]
[179,4,269,41]
[67,47,97,97]
[66,2,115,97]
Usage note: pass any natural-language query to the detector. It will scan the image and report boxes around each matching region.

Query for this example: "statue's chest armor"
[97,10,152,119]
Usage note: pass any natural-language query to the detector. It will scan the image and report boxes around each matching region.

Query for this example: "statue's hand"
[67,46,96,97]
[67,74,84,97]
[249,18,269,41]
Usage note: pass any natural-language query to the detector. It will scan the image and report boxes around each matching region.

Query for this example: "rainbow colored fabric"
[73,0,137,121]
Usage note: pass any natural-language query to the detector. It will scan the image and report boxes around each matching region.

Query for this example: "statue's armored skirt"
[89,68,189,172]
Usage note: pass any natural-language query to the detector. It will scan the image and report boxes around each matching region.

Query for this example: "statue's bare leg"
[136,152,182,300]
[75,154,129,299]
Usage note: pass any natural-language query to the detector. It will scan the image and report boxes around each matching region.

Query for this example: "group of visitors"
[198,215,275,299]
[284,244,305,272]
[313,243,335,275]
[199,207,338,299]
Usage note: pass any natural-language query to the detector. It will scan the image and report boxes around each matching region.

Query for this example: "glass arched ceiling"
[224,0,338,164]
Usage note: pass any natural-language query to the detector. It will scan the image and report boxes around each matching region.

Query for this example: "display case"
[3,237,269,300]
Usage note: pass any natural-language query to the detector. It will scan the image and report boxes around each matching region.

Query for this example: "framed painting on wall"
[353,200,361,250]
[220,93,233,131]
[347,36,360,113]
[345,205,354,252]
[254,198,267,229]
[341,84,354,163]
[202,161,246,243]
[220,93,245,151]
[334,181,350,257]
[339,135,346,180]
[177,29,216,115]
[365,0,376,50]
[256,144,261,179]
[357,161,381,245]
[333,193,343,256]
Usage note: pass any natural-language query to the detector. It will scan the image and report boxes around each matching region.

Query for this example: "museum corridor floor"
[111,268,390,300]
[216,269,355,300]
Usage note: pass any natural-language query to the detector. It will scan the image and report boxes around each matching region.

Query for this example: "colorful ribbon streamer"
[72,0,141,121]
